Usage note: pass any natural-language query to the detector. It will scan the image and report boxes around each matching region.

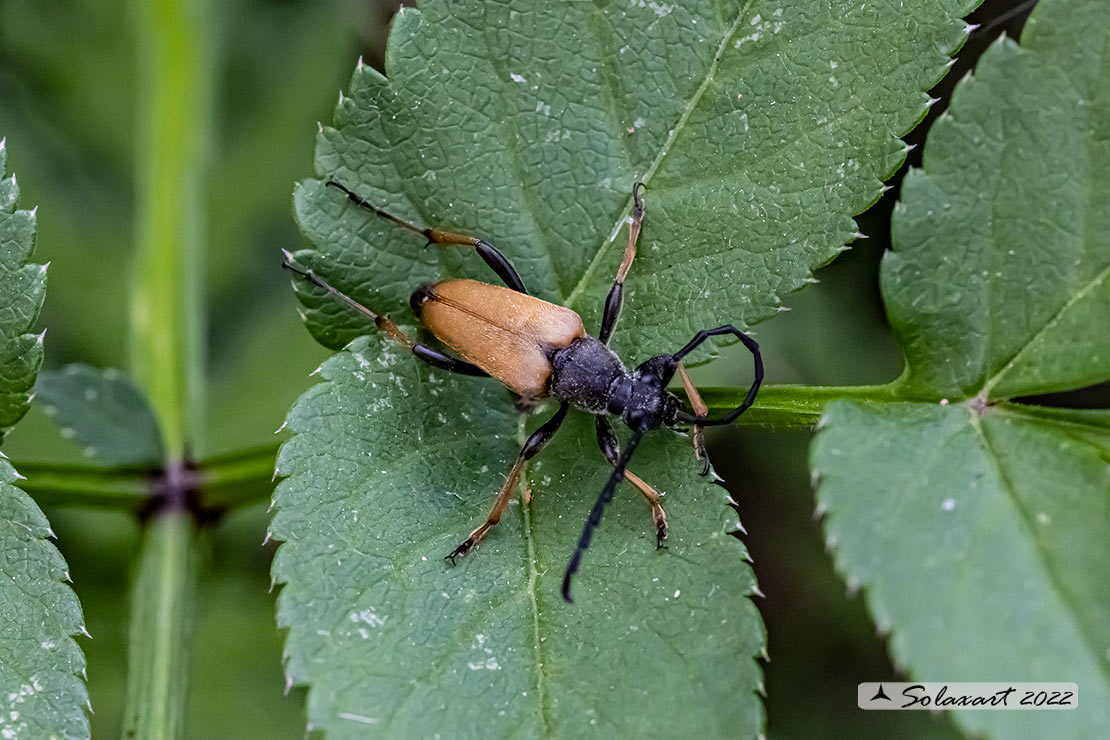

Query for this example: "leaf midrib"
[562,0,759,311]
[517,412,551,735]
[970,412,1110,688]
[369,416,551,733]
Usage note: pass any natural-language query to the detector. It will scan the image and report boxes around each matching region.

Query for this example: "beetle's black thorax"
[549,337,679,432]
[549,337,625,414]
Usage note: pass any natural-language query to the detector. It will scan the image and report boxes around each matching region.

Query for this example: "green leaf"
[0,139,46,440]
[0,141,89,740]
[279,0,976,735]
[812,2,1110,738]
[36,364,164,466]
[0,460,90,740]
[290,0,975,359]
[884,0,1110,402]
[812,402,1110,739]
[274,336,764,738]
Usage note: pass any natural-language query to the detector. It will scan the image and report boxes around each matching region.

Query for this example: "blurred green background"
[0,1,1043,738]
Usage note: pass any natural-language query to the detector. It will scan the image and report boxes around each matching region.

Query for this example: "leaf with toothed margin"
[0,140,90,739]
[813,402,1110,739]
[0,142,46,440]
[0,460,90,740]
[276,1,979,734]
[812,2,1110,738]
[883,12,1110,403]
[36,364,165,466]
[273,335,765,738]
[288,0,979,364]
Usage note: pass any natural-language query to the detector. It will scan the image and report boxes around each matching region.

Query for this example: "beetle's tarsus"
[445,539,474,564]
[632,181,645,211]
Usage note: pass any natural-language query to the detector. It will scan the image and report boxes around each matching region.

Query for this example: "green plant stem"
[17,385,904,512]
[992,402,1110,431]
[130,0,209,458]
[14,444,280,511]
[122,510,198,740]
[13,461,154,508]
[124,0,212,736]
[698,383,901,429]
[14,386,1109,516]
[198,444,283,510]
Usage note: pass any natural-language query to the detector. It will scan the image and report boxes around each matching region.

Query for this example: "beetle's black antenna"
[562,428,647,602]
[282,250,489,377]
[326,180,528,294]
[672,325,763,427]
[281,250,383,325]
[326,180,433,239]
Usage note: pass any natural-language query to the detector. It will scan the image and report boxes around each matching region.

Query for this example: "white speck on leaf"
[338,713,379,725]
[349,608,387,628]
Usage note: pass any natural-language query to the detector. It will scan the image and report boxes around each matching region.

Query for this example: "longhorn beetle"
[283,181,763,601]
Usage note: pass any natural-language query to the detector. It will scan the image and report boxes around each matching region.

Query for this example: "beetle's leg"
[675,362,710,476]
[410,345,488,376]
[598,182,645,344]
[282,252,488,378]
[446,403,569,562]
[326,180,528,294]
[595,417,667,548]
[672,325,763,427]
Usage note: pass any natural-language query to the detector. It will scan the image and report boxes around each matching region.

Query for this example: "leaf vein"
[982,262,1110,396]
[563,0,760,310]
[471,15,567,301]
[970,413,1110,687]
[518,415,551,734]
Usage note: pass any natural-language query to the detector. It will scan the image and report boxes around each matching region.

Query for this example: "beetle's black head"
[622,354,679,432]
